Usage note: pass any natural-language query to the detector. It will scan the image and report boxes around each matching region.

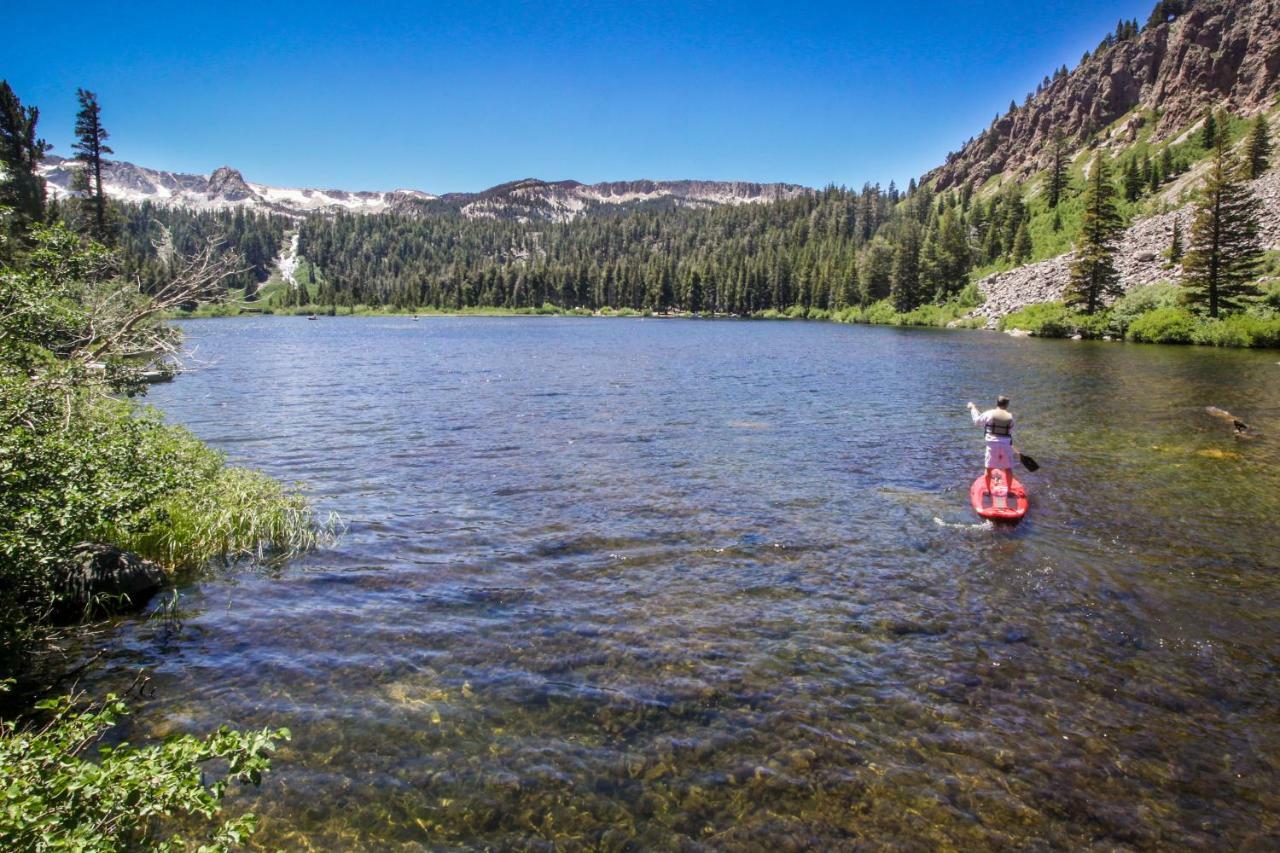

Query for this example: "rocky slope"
[972,163,1280,324]
[928,0,1280,191]
[37,156,810,223]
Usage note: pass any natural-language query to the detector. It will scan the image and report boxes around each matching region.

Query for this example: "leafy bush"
[1,227,323,676]
[1192,313,1280,348]
[1108,282,1182,337]
[1074,311,1114,339]
[1126,306,1198,343]
[1261,279,1280,310]
[859,300,899,325]
[997,302,1080,337]
[0,683,287,851]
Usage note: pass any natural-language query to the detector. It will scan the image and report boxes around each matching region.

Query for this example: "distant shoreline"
[167,303,1280,350]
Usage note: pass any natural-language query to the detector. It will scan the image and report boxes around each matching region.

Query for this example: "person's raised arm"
[967,401,982,425]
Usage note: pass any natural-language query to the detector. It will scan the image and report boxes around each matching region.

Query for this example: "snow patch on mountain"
[277,233,301,288]
[37,156,437,217]
[36,157,812,222]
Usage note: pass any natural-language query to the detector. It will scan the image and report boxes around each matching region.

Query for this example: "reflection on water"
[78,317,1280,848]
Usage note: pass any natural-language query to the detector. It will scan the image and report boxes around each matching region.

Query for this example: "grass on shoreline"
[998,281,1280,348]
[175,277,1280,350]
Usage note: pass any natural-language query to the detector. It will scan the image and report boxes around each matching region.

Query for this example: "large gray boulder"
[55,543,166,622]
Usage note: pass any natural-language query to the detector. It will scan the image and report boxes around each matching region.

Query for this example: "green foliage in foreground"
[0,682,288,851]
[0,225,324,670]
[998,283,1280,347]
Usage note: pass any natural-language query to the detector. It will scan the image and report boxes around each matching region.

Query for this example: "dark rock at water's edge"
[53,543,166,623]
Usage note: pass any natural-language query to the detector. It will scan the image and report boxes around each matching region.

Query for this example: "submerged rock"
[54,543,166,622]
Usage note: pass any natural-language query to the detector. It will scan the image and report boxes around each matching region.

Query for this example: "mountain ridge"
[928,0,1280,191]
[37,156,812,223]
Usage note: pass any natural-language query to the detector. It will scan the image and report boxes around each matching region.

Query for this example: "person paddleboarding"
[968,395,1015,498]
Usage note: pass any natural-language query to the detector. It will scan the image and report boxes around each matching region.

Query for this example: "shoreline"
[168,302,1280,350]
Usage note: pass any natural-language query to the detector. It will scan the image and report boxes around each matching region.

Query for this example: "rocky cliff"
[928,0,1280,191]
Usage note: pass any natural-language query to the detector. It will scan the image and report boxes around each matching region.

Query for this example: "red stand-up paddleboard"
[969,469,1028,523]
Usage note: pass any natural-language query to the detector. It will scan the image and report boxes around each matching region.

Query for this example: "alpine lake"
[72,316,1280,849]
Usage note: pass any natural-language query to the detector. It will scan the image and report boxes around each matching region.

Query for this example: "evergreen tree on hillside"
[929,207,971,298]
[1065,155,1124,314]
[1160,146,1176,180]
[0,82,51,241]
[1168,216,1183,263]
[1244,114,1272,180]
[1000,187,1026,259]
[1046,132,1069,208]
[1182,134,1263,318]
[1122,157,1143,202]
[889,222,922,312]
[858,240,893,305]
[1012,221,1033,265]
[1147,156,1162,193]
[72,89,113,241]
[1199,109,1218,150]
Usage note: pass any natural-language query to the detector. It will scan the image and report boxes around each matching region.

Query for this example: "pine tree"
[0,81,51,241]
[1046,132,1069,208]
[1182,135,1263,318]
[1199,109,1218,150]
[1065,155,1124,314]
[890,223,921,312]
[1123,157,1143,202]
[1012,221,1033,265]
[1244,114,1272,180]
[1052,207,1063,232]
[1169,216,1183,263]
[858,241,893,305]
[935,208,971,296]
[1160,145,1175,179]
[72,88,113,241]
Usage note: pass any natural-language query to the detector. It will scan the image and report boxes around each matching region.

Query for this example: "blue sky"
[7,0,1153,193]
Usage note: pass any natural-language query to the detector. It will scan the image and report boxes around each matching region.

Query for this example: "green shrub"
[1126,306,1198,343]
[1192,313,1280,348]
[0,683,287,851]
[1108,282,1182,336]
[784,304,808,319]
[997,302,1079,338]
[860,300,899,325]
[1074,311,1114,339]
[1,227,324,676]
[1261,280,1280,310]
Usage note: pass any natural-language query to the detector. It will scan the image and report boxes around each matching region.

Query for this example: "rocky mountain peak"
[928,0,1280,190]
[206,166,256,201]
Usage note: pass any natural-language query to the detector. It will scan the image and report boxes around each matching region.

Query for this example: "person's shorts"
[985,441,1014,470]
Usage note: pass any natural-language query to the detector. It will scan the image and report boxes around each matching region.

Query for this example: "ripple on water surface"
[79,317,1280,848]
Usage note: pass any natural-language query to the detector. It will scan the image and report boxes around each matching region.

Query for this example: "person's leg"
[1002,468,1013,491]
[984,467,994,495]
